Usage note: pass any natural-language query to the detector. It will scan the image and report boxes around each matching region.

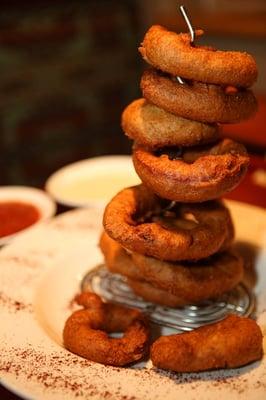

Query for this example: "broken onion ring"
[63,292,150,366]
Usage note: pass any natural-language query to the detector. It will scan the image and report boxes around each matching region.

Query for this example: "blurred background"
[0,0,265,206]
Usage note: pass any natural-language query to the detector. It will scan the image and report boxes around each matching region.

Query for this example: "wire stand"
[81,265,255,332]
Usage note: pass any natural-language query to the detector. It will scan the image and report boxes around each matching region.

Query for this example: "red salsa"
[0,201,40,238]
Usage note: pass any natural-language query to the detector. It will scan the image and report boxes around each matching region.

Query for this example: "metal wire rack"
[81,264,255,332]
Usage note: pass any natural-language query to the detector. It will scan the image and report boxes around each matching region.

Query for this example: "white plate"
[0,186,56,246]
[0,201,265,400]
[45,155,141,207]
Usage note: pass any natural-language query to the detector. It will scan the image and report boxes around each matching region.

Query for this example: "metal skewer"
[167,5,195,208]
[176,76,186,84]
[165,4,196,213]
[176,5,195,84]
[165,5,195,209]
[179,4,195,44]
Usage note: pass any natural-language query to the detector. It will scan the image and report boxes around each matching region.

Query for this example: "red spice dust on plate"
[0,186,56,245]
[0,201,40,238]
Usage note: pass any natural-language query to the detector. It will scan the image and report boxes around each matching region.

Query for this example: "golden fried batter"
[141,69,258,123]
[133,139,249,202]
[103,185,234,261]
[100,232,242,305]
[131,250,243,303]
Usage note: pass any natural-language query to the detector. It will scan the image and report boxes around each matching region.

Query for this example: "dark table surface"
[0,386,19,400]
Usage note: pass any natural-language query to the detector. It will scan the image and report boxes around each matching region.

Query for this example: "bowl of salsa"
[0,186,56,245]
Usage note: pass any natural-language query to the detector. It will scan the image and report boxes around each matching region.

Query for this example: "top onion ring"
[139,25,257,88]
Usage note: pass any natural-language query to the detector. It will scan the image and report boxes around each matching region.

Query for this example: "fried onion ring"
[100,232,242,305]
[103,185,234,261]
[141,69,258,123]
[151,314,263,372]
[100,232,188,307]
[139,26,257,88]
[121,98,219,149]
[133,139,249,202]
[63,292,150,366]
[131,250,243,303]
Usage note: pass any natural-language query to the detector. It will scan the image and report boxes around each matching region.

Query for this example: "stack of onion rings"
[63,292,150,366]
[63,24,263,372]
[129,25,255,203]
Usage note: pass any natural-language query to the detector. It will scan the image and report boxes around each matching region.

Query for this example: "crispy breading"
[139,25,257,88]
[63,292,150,366]
[100,232,242,305]
[103,185,234,261]
[141,69,258,124]
[122,98,219,149]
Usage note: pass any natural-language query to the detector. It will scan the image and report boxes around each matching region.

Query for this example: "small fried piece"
[122,98,219,149]
[63,292,150,366]
[151,314,263,372]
